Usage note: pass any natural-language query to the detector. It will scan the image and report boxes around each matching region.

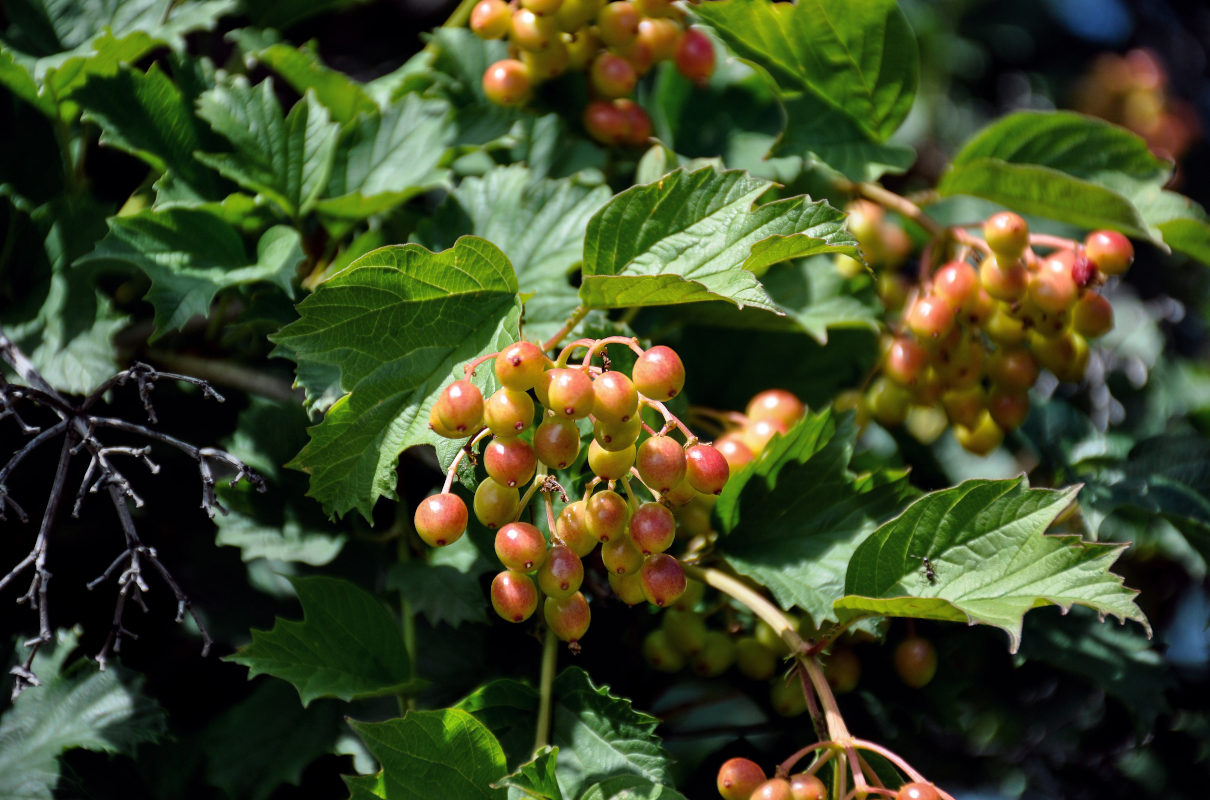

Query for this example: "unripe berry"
[933,334,984,390]
[988,348,1039,391]
[632,345,685,401]
[953,409,1004,456]
[740,418,787,453]
[640,552,686,606]
[745,389,805,428]
[510,8,559,50]
[717,759,766,800]
[484,387,535,436]
[635,0,677,17]
[629,501,676,554]
[521,38,570,81]
[904,404,948,445]
[691,630,735,677]
[616,38,654,76]
[685,443,729,495]
[587,439,636,480]
[585,489,629,542]
[544,592,590,643]
[866,376,911,427]
[714,433,755,471]
[470,0,511,39]
[436,380,484,434]
[884,336,929,386]
[596,0,639,47]
[824,645,861,693]
[661,608,707,654]
[495,522,548,571]
[1072,290,1114,338]
[482,59,533,106]
[642,628,686,672]
[609,571,646,604]
[987,387,1029,431]
[554,0,599,31]
[533,417,581,469]
[674,27,715,85]
[484,436,537,488]
[674,578,704,611]
[1028,257,1078,313]
[637,16,681,62]
[676,500,711,538]
[979,256,1028,301]
[546,368,596,419]
[495,341,548,391]
[967,286,996,325]
[602,535,642,575]
[593,415,642,452]
[474,478,519,529]
[555,500,597,556]
[636,435,687,492]
[491,570,538,622]
[751,778,793,800]
[983,304,1026,345]
[893,635,938,688]
[770,675,807,716]
[537,544,584,598]
[932,260,979,313]
[563,29,598,68]
[941,385,986,429]
[592,371,639,424]
[984,211,1029,263]
[428,403,459,438]
[589,51,637,98]
[1084,230,1133,275]
[906,294,955,340]
[789,774,827,800]
[897,783,941,800]
[521,0,563,13]
[414,493,468,547]
[583,98,630,145]
[734,636,777,680]
[1032,330,1089,383]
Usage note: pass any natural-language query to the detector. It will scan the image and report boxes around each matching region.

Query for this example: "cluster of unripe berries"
[855,208,1134,454]
[716,757,940,800]
[472,0,715,145]
[414,338,732,649]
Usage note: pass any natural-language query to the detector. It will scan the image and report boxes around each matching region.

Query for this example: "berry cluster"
[718,756,942,800]
[472,0,715,145]
[416,337,732,649]
[856,210,1134,454]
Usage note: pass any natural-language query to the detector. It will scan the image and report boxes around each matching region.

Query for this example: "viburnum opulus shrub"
[0,0,1207,797]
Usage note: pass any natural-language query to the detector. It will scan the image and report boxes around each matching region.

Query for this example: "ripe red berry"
[674,27,715,85]
[987,348,1039,391]
[884,336,929,386]
[636,435,687,492]
[484,437,537,488]
[544,591,591,643]
[685,443,729,495]
[932,260,979,313]
[741,418,787,453]
[893,635,938,688]
[474,478,519,529]
[491,570,539,622]
[906,294,956,340]
[582,491,626,544]
[615,98,652,147]
[714,433,755,471]
[536,543,584,598]
[470,0,511,39]
[629,501,676,554]
[413,493,468,547]
[1072,290,1114,338]
[897,783,941,800]
[482,59,533,106]
[1070,250,1097,287]
[589,51,637,98]
[984,211,1029,263]
[987,387,1029,431]
[533,417,582,469]
[583,98,630,145]
[596,0,639,47]
[495,341,548,391]
[633,345,685,401]
[751,778,793,800]
[554,500,597,556]
[789,773,827,800]
[979,256,1028,301]
[637,16,681,62]
[484,387,535,436]
[592,370,639,424]
[436,380,484,434]
[745,389,805,428]
[546,368,596,419]
[495,521,548,571]
[1028,257,1078,313]
[640,553,686,606]
[1084,229,1134,275]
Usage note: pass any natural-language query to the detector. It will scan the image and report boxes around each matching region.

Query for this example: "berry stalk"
[533,625,558,750]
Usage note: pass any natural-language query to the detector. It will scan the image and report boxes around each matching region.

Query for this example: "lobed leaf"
[493,746,563,800]
[836,478,1150,651]
[226,576,419,706]
[248,41,377,124]
[578,776,689,800]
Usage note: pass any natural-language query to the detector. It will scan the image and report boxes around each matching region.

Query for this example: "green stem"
[533,626,558,751]
[395,509,418,715]
[442,0,479,27]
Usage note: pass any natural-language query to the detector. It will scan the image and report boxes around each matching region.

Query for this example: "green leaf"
[315,94,454,234]
[387,534,491,629]
[938,111,1172,240]
[348,709,507,800]
[196,77,340,218]
[344,773,387,800]
[248,41,376,124]
[0,629,165,800]
[578,776,689,800]
[716,410,916,624]
[240,0,372,29]
[693,0,919,142]
[836,478,1151,651]
[414,165,611,335]
[580,166,857,312]
[77,210,302,339]
[458,669,673,798]
[775,91,916,182]
[0,48,55,116]
[202,680,342,800]
[226,575,418,706]
[75,62,222,200]
[4,0,234,58]
[493,746,563,800]
[271,238,521,520]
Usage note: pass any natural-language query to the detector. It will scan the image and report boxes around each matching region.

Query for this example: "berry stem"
[642,398,696,442]
[681,565,807,660]
[543,306,590,353]
[775,740,835,777]
[543,488,558,535]
[845,180,945,239]
[515,472,545,522]
[533,625,558,751]
[619,474,641,513]
[579,336,645,368]
[1028,232,1081,251]
[441,427,490,494]
[462,351,500,379]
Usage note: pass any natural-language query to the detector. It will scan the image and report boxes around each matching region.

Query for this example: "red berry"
[533,417,581,469]
[932,260,979,313]
[482,59,533,106]
[495,341,548,391]
[1084,230,1134,275]
[1070,250,1097,287]
[640,552,686,606]
[637,16,681,62]
[714,433,754,471]
[979,256,1028,301]
[470,0,511,39]
[491,570,538,622]
[484,387,535,436]
[628,501,676,554]
[674,27,715,85]
[585,489,629,542]
[510,8,558,50]
[906,294,955,340]
[593,415,642,452]
[484,436,537,488]
[1028,257,1078,313]
[685,443,729,495]
[897,783,941,800]
[636,435,687,492]
[474,478,519,529]
[988,348,1039,391]
[741,418,787,453]
[789,774,827,800]
[987,387,1029,431]
[633,345,685,400]
[495,521,548,571]
[413,493,468,547]
[583,99,629,145]
[884,336,929,386]
[893,635,938,688]
[544,592,591,643]
[984,211,1029,263]
[745,389,804,428]
[546,368,596,419]
[1072,290,1114,338]
[555,500,597,556]
[537,544,584,598]
[590,51,637,98]
[436,380,484,433]
[601,535,642,575]
[592,370,639,424]
[615,98,652,147]
[751,778,793,800]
